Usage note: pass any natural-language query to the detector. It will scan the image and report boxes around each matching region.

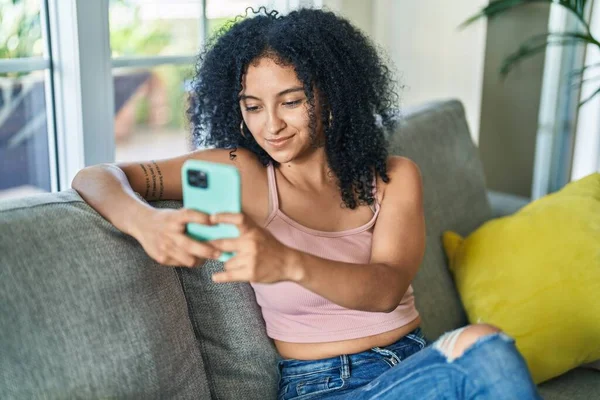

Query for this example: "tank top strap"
[265,162,280,225]
[369,172,380,214]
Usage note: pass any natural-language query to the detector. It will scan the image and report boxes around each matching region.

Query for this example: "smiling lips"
[265,135,294,148]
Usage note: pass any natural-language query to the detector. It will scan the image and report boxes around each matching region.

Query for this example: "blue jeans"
[277,327,541,399]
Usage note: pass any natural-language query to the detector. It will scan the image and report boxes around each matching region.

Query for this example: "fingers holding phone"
[135,208,220,268]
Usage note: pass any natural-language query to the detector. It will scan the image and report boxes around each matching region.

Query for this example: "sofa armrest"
[486,190,530,218]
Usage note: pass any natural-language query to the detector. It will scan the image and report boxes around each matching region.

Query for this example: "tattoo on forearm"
[140,163,150,199]
[148,163,157,199]
[152,160,164,200]
[139,162,164,200]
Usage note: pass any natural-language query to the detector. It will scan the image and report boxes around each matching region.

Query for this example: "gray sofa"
[1,100,598,399]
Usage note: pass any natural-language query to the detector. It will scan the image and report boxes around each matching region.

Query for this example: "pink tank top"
[249,162,419,343]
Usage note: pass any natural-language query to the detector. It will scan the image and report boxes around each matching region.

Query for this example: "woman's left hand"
[207,213,299,283]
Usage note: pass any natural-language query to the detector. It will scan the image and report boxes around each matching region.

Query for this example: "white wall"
[324,0,488,144]
[380,0,487,143]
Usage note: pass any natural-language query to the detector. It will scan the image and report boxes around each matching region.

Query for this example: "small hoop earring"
[240,120,247,138]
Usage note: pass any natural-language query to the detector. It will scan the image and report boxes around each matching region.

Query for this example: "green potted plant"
[462,0,598,105]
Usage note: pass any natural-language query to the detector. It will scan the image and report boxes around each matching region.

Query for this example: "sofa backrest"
[0,192,212,399]
[154,99,493,397]
[0,99,491,399]
[386,99,491,339]
[163,100,493,397]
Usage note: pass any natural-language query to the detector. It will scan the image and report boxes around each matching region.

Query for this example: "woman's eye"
[244,100,302,112]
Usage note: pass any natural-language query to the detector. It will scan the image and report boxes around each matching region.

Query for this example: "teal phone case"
[181,160,241,262]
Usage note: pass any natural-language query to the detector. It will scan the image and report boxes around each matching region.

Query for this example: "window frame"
[0,58,49,73]
[571,0,600,180]
[46,0,115,190]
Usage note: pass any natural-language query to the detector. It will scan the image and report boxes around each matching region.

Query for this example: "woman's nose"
[266,112,286,135]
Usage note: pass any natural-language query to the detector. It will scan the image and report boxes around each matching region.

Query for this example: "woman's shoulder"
[190,147,269,221]
[190,147,266,173]
[378,156,423,204]
[191,145,269,179]
[385,156,421,177]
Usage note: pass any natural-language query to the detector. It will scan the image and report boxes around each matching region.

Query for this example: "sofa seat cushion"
[539,368,600,400]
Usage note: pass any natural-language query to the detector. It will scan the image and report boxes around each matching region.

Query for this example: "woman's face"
[239,57,324,163]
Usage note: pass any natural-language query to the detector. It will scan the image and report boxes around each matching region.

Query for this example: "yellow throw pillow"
[442,173,600,384]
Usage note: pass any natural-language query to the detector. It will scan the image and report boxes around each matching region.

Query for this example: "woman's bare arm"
[71,148,247,237]
[288,156,425,312]
[71,163,156,237]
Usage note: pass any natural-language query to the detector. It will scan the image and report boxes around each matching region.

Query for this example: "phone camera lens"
[188,170,208,188]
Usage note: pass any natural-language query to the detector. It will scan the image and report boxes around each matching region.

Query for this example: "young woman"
[72,7,541,399]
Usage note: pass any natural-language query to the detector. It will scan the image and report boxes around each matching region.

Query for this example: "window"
[110,0,292,163]
[109,0,202,162]
[113,64,193,162]
[0,0,317,200]
[0,0,55,200]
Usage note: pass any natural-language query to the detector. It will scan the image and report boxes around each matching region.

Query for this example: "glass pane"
[0,0,44,59]
[0,71,52,200]
[113,64,194,163]
[109,0,203,57]
[205,0,276,38]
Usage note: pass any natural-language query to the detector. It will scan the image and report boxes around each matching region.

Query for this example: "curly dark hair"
[188,7,400,209]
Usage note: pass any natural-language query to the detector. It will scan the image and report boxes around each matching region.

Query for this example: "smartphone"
[181,159,241,262]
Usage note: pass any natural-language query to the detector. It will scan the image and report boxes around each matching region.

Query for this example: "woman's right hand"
[133,208,220,268]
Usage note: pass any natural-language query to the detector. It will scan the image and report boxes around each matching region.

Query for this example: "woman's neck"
[277,148,335,192]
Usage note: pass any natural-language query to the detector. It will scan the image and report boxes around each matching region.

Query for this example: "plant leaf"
[570,61,600,77]
[578,84,600,106]
[570,74,600,88]
[499,32,595,76]
[460,0,589,32]
[520,31,598,48]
